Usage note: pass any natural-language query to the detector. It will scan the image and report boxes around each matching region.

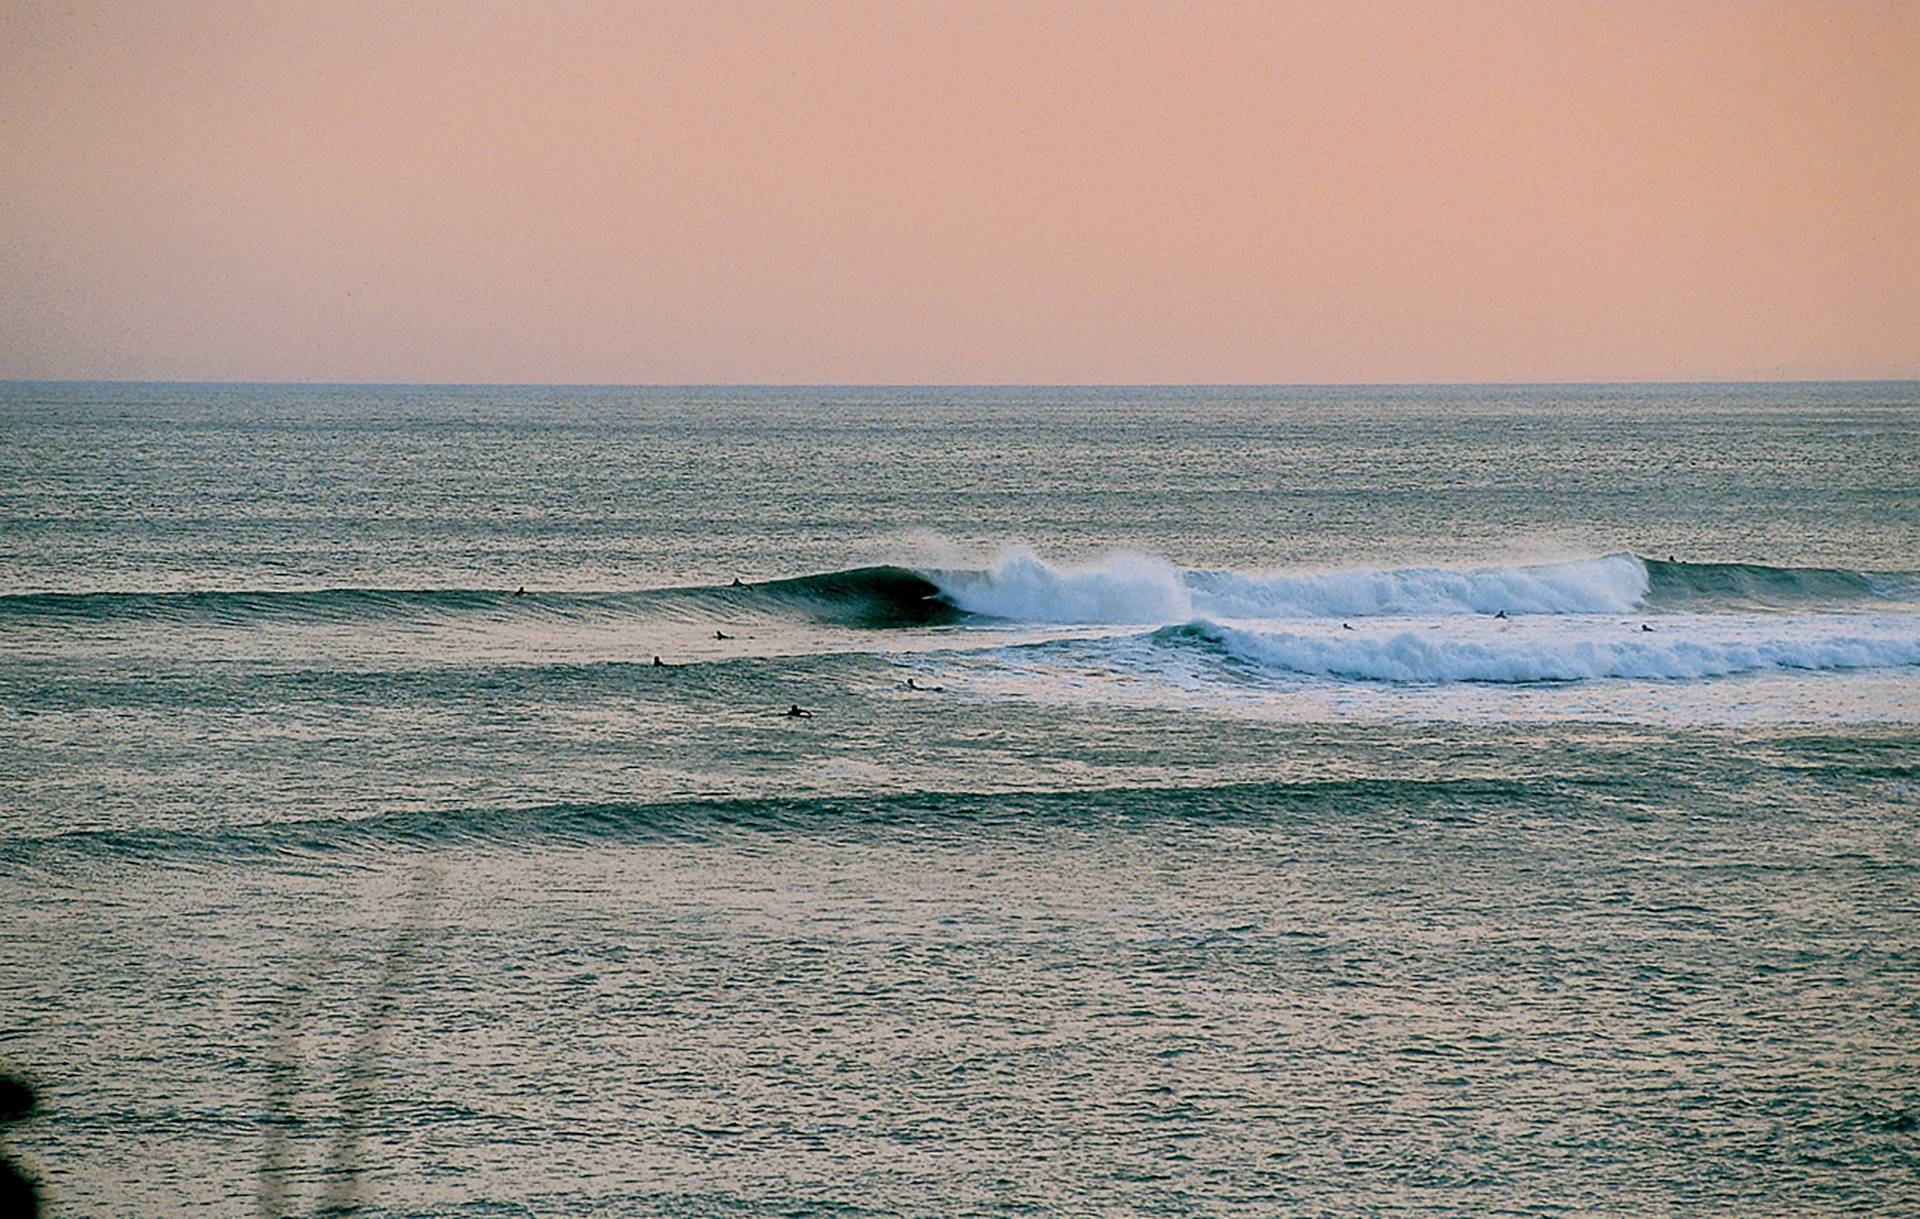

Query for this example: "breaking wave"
[1,554,1905,629]
[1157,620,1920,684]
[925,551,1905,624]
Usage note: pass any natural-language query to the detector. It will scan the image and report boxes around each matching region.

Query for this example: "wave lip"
[1162,619,1920,684]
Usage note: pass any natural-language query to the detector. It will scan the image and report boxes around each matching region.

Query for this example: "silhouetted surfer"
[731,577,746,588]
[1342,623,1354,631]
[906,678,945,692]
[714,630,732,640]
[514,586,525,596]
[1641,624,1655,632]
[653,656,666,667]
[1493,610,1508,619]
[785,704,813,718]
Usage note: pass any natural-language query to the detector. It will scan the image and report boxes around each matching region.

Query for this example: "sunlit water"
[2,383,1917,1216]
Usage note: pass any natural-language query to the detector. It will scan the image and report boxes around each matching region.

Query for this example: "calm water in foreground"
[2,383,1917,1216]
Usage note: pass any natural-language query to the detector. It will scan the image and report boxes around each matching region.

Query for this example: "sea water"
[1,382,1916,1216]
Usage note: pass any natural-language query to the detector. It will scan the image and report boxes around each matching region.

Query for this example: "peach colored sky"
[1,0,1914,383]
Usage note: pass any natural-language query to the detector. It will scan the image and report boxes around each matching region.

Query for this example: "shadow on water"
[0,1071,39,1218]
[258,870,443,1218]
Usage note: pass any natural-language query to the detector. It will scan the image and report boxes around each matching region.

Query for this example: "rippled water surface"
[2,383,1917,1216]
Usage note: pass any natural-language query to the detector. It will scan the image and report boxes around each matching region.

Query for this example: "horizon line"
[5,377,1919,391]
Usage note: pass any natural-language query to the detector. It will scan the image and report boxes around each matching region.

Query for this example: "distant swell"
[1160,620,1920,684]
[0,777,1543,866]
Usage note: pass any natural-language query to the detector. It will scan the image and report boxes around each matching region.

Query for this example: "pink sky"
[1,0,1914,383]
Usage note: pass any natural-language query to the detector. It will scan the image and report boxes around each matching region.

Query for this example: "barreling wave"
[1157,620,1920,685]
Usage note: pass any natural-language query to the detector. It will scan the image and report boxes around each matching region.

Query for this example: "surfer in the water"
[731,577,746,588]
[906,678,945,692]
[653,656,666,667]
[785,704,812,718]
[1493,610,1508,619]
[714,630,732,640]
[1641,624,1655,632]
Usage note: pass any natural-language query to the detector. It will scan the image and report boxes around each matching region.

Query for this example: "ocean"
[1,382,1916,1216]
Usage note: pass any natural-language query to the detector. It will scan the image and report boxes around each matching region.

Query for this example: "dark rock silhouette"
[0,1071,39,1219]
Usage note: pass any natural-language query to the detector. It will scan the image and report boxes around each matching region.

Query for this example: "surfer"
[1641,624,1655,632]
[714,630,732,640]
[1342,623,1354,631]
[514,586,525,596]
[906,678,945,692]
[784,704,813,718]
[1493,610,1507,620]
[653,656,666,667]
[731,577,746,588]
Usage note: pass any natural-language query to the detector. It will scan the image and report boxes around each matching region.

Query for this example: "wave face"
[1161,620,1920,684]
[750,566,962,627]
[1641,556,1896,608]
[0,566,963,629]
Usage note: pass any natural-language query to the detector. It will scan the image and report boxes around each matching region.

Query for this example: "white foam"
[933,550,1194,623]
[1185,553,1648,618]
[927,549,1649,624]
[1185,620,1920,684]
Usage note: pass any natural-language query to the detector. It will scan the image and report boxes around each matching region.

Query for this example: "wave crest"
[1,554,1903,629]
[924,551,1650,622]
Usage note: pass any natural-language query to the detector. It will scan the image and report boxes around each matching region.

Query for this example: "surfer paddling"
[784,704,813,718]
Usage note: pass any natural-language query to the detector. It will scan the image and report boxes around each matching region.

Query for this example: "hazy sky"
[1,0,1914,383]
